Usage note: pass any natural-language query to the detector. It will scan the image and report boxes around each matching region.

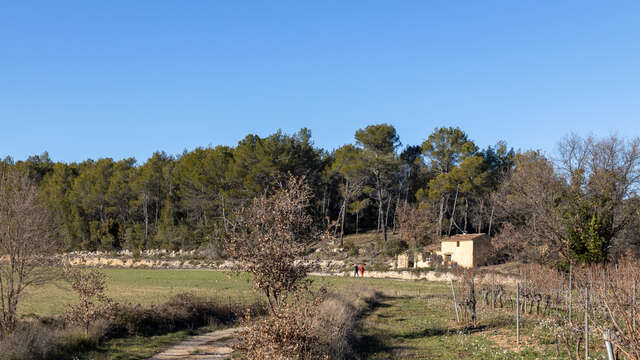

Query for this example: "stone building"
[396,251,432,269]
[435,233,491,268]
[414,252,431,268]
[396,253,410,269]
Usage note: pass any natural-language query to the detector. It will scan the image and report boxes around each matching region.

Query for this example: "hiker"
[360,264,365,278]
[354,264,359,277]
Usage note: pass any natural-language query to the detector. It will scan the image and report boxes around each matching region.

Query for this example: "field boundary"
[310,270,519,285]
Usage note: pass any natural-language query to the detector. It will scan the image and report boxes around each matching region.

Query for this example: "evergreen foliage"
[7,126,638,265]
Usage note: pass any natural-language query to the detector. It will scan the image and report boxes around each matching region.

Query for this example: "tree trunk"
[334,204,343,237]
[202,205,207,227]
[222,194,228,232]
[384,194,392,233]
[437,195,445,239]
[143,195,149,243]
[392,195,401,234]
[382,212,388,242]
[325,190,330,227]
[477,199,483,233]
[339,180,349,246]
[448,185,459,236]
[379,188,387,242]
[464,198,468,233]
[377,200,382,232]
[155,200,159,226]
[488,203,495,236]
[355,212,359,235]
[321,186,327,226]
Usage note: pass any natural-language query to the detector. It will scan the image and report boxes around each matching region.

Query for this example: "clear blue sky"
[2,1,639,163]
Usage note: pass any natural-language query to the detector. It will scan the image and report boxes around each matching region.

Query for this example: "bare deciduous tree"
[396,202,437,249]
[495,134,640,264]
[0,169,59,337]
[494,151,566,263]
[224,176,325,315]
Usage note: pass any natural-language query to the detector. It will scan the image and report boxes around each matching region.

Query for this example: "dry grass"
[342,230,401,247]
[0,293,266,360]
[237,286,378,360]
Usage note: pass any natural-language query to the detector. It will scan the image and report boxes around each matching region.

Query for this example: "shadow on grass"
[394,327,452,340]
[357,295,393,319]
[354,333,390,358]
[354,294,428,359]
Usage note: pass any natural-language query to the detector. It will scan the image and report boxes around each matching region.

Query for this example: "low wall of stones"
[4,252,519,285]
[310,270,519,285]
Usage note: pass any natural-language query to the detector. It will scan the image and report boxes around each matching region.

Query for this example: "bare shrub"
[0,322,58,360]
[570,257,640,359]
[108,293,265,338]
[315,286,378,358]
[455,270,478,326]
[0,293,262,360]
[225,175,325,314]
[238,291,328,360]
[237,288,377,360]
[63,267,117,335]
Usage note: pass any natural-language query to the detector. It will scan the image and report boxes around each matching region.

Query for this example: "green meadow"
[19,269,608,359]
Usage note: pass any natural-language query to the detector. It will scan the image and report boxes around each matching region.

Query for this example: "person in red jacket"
[359,264,365,278]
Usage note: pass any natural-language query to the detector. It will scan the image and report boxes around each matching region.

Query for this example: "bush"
[0,294,267,360]
[108,293,266,338]
[383,238,408,257]
[0,322,58,360]
[368,262,390,272]
[344,242,359,257]
[237,287,378,360]
[315,287,377,359]
[0,321,100,360]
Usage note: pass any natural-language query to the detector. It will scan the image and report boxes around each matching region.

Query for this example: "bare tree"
[63,267,116,335]
[0,169,59,337]
[494,151,567,263]
[495,134,640,264]
[224,176,325,315]
[396,202,437,249]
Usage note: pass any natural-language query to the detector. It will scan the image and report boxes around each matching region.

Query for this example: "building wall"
[414,253,430,268]
[441,240,475,268]
[397,254,410,269]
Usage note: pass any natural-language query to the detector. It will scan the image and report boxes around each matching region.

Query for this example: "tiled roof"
[441,233,488,242]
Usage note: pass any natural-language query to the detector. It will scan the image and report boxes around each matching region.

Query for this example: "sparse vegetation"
[238,287,378,360]
[0,292,266,360]
[63,267,116,335]
[225,175,323,314]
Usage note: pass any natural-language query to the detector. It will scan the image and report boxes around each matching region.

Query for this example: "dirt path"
[149,327,242,360]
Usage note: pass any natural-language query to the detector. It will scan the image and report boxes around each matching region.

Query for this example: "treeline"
[0,125,509,251]
[2,124,639,265]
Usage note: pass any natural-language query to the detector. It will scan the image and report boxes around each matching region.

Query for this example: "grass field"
[352,281,608,359]
[20,269,258,317]
[19,268,438,317]
[19,269,609,359]
[356,285,563,359]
